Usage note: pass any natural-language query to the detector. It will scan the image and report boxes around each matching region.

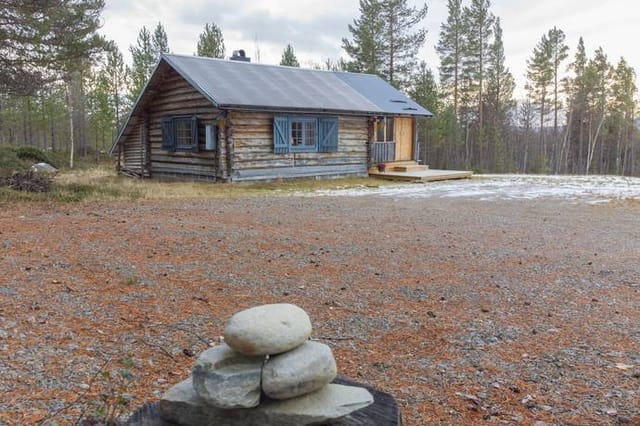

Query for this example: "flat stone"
[159,379,374,426]
[192,344,264,409]
[224,303,312,356]
[262,341,337,399]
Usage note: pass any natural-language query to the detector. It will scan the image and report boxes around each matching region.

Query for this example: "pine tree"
[546,27,569,171]
[484,17,515,171]
[609,58,637,174]
[563,37,588,173]
[129,27,155,102]
[129,22,169,103]
[104,43,130,131]
[379,0,428,88]
[409,61,446,167]
[437,0,465,117]
[342,0,385,75]
[87,64,115,156]
[197,23,225,58]
[462,0,494,167]
[280,44,300,67]
[0,0,105,95]
[526,31,554,171]
[152,22,170,57]
[583,47,610,174]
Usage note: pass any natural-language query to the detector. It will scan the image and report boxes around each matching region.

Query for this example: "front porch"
[369,161,473,182]
[368,118,472,182]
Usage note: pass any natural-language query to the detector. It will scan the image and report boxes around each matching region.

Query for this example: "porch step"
[392,164,429,172]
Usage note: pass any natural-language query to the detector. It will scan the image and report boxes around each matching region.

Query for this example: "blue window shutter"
[161,117,175,152]
[190,116,199,152]
[318,117,338,152]
[273,116,289,154]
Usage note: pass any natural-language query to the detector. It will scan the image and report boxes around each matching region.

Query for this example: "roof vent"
[230,49,251,62]
[390,99,408,103]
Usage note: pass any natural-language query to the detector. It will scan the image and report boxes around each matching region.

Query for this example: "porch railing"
[371,142,396,163]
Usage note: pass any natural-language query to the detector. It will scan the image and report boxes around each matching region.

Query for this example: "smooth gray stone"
[191,344,264,409]
[30,162,57,173]
[159,379,374,426]
[224,303,312,356]
[262,341,337,399]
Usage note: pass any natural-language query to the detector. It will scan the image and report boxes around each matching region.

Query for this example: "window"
[175,118,194,147]
[161,115,198,152]
[290,118,317,151]
[375,117,394,142]
[274,116,338,154]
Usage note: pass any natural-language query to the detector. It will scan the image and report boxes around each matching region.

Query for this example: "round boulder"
[224,303,312,356]
[262,341,337,399]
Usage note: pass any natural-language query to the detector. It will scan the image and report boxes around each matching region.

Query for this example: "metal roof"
[162,54,433,117]
[109,55,433,155]
[334,72,430,116]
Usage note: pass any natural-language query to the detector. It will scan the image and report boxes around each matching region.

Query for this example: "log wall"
[229,111,369,181]
[121,120,145,176]
[119,63,371,182]
[146,67,223,181]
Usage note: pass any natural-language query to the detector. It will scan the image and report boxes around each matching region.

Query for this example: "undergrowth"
[1,163,387,204]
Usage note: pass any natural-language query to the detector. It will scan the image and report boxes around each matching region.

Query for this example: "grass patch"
[123,274,141,286]
[0,163,391,205]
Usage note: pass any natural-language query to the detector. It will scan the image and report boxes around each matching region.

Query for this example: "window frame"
[288,117,318,152]
[161,115,199,153]
[375,117,395,143]
[173,115,197,152]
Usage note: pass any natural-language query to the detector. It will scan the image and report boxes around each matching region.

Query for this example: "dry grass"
[1,163,389,204]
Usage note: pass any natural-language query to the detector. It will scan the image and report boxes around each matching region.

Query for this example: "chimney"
[230,49,251,62]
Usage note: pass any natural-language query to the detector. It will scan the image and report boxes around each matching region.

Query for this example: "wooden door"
[394,117,413,161]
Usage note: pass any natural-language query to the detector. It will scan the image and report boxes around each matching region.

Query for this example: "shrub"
[16,146,51,164]
[0,146,29,177]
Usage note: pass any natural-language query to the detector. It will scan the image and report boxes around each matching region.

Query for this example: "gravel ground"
[1,186,639,425]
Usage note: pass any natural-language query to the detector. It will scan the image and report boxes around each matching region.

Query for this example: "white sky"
[100,0,639,99]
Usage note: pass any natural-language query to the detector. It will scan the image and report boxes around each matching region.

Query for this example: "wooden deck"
[369,168,473,182]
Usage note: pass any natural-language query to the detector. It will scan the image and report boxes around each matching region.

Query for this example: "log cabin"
[110,52,433,182]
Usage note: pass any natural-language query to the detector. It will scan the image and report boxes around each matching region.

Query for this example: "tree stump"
[125,375,401,426]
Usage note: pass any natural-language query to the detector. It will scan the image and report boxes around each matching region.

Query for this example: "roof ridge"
[160,53,374,78]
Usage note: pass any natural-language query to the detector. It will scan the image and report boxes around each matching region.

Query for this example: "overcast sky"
[100,0,639,98]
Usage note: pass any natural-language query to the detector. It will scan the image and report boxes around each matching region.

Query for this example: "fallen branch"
[312,335,357,341]
[142,338,176,361]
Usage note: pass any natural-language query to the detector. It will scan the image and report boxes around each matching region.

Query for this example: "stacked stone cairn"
[159,303,374,425]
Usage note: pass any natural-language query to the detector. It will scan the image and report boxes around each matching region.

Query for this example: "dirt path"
[1,195,639,425]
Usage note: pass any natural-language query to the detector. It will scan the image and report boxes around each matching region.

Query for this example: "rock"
[192,344,264,409]
[224,303,312,356]
[257,383,373,425]
[262,341,337,399]
[159,379,373,426]
[30,162,57,173]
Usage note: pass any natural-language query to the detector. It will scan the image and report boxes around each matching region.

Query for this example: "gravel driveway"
[1,181,639,425]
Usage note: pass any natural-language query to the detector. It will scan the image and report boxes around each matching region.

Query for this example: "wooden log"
[234,164,367,180]
[125,375,401,426]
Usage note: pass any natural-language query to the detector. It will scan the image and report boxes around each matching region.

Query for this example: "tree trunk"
[586,113,605,174]
[559,104,573,174]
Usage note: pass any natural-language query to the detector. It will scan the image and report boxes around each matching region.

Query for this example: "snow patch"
[308,175,640,203]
